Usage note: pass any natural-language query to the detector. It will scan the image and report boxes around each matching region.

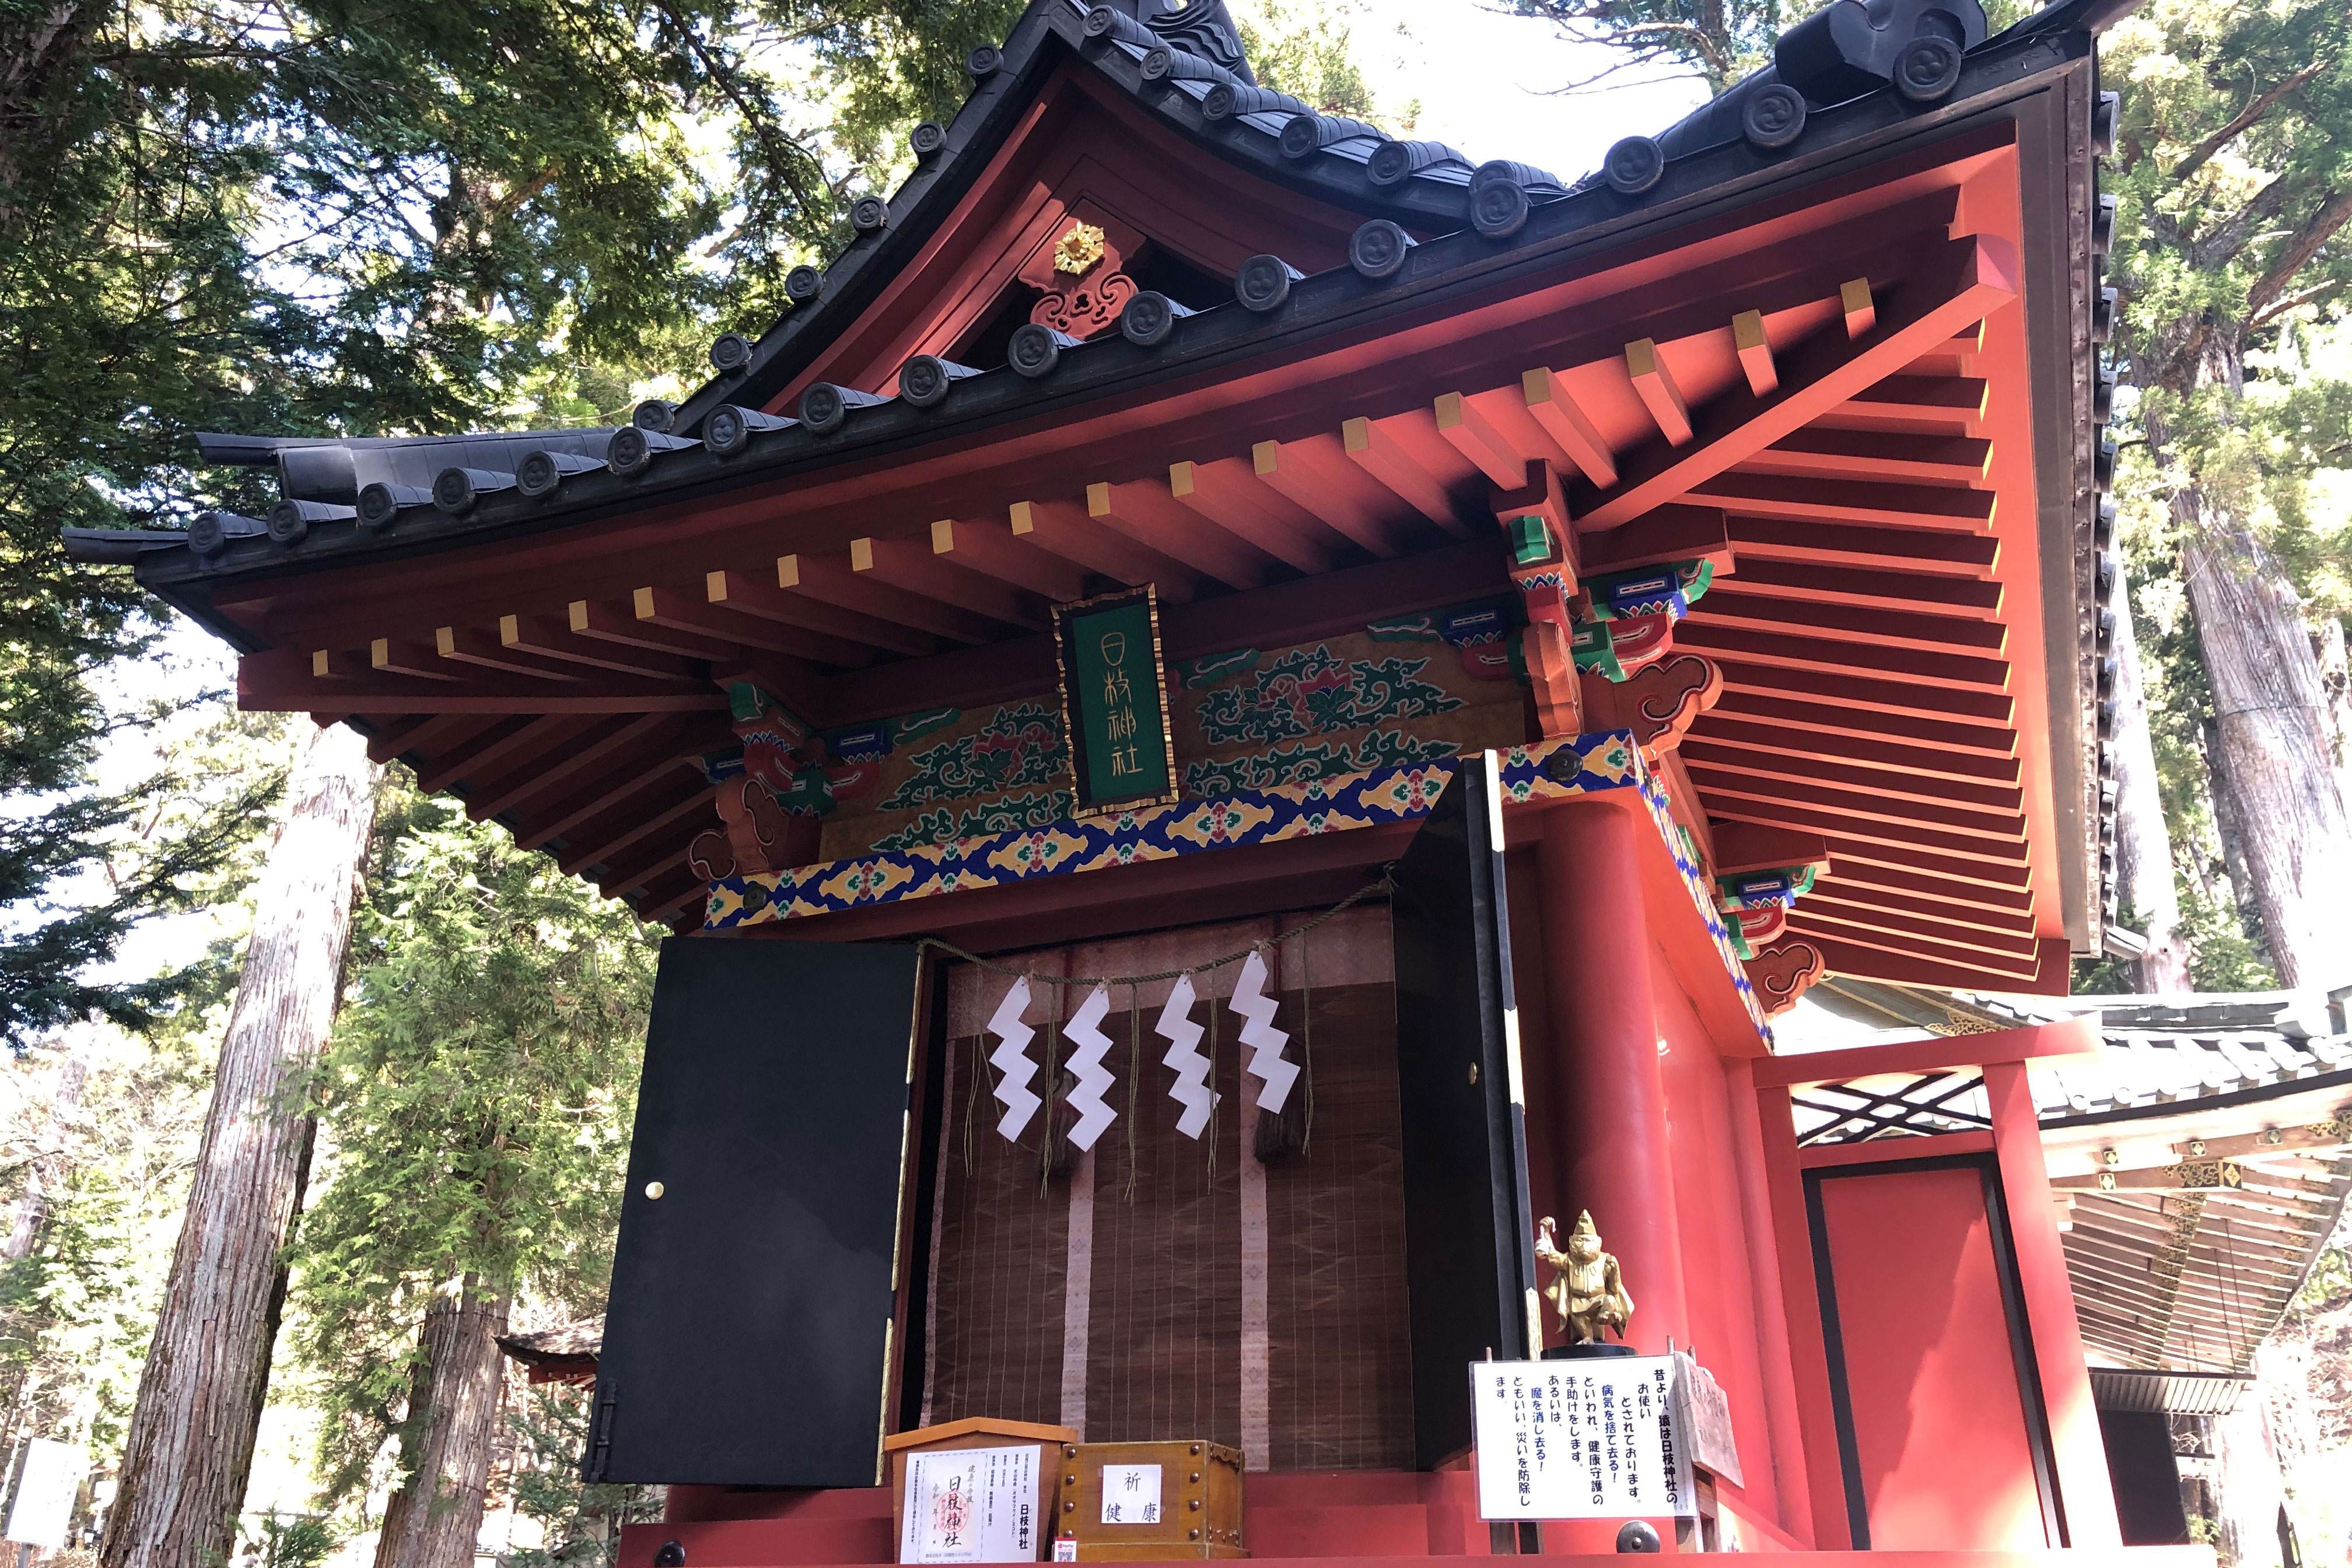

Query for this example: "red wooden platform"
[624,1475,2219,1566]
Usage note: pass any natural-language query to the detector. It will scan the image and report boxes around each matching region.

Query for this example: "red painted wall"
[1653,963,1787,1537]
[1813,1165,2049,1550]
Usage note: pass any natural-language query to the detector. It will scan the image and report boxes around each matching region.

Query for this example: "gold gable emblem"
[1054,222,1107,276]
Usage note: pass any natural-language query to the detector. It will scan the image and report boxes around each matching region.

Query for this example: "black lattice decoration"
[1791,1070,1992,1146]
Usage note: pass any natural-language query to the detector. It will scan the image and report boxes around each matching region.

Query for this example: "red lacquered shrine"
[75,0,2183,1562]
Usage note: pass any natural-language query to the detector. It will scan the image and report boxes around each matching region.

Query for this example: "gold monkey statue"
[1536,1210,1633,1345]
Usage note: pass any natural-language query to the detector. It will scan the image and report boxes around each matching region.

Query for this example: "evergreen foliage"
[288,794,659,1516]
[2103,0,2352,982]
[1234,0,1387,121]
[0,0,890,1042]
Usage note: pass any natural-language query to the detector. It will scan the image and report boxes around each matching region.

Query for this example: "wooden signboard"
[1052,587,1177,816]
[888,1417,1076,1563]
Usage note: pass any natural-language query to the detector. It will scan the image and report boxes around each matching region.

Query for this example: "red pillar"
[1985,1059,2122,1547]
[1535,802,1689,1351]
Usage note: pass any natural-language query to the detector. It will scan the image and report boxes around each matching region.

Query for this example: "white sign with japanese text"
[1100,1462,1162,1525]
[900,1445,1041,1563]
[1470,1358,1695,1520]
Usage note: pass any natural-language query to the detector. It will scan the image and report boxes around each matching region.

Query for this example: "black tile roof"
[99,0,2123,586]
[60,0,2136,944]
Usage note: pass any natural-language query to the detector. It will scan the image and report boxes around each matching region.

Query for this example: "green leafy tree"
[289,797,659,1563]
[502,1385,663,1567]
[1235,0,1384,120]
[0,0,864,1043]
[2105,0,2352,987]
[1499,0,1787,93]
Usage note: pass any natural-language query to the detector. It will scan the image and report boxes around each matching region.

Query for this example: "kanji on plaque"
[1054,588,1175,814]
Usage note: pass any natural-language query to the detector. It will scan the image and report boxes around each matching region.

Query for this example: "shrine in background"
[68,0,2238,1560]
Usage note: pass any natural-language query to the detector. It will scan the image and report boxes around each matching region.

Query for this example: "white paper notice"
[1100,1463,1163,1525]
[1470,1358,1694,1520]
[5,1437,85,1549]
[900,1445,1041,1563]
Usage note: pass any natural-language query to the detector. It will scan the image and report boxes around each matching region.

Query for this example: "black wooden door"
[588,936,923,1486]
[1390,753,1537,1469]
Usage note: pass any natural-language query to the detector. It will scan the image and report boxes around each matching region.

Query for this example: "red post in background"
[1534,802,1690,1350]
[1985,1059,2123,1548]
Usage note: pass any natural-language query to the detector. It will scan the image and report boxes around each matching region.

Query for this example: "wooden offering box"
[886,1417,1077,1562]
[1054,1439,1245,1560]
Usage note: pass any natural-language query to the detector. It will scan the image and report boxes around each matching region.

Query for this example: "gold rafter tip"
[850,538,875,572]
[930,519,955,553]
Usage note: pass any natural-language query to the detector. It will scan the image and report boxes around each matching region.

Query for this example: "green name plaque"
[1053,586,1178,815]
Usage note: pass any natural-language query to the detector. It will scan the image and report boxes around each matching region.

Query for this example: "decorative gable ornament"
[1054,222,1108,276]
[1024,209,1142,340]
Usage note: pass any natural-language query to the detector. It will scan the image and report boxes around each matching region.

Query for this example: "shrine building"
[68,0,2191,1561]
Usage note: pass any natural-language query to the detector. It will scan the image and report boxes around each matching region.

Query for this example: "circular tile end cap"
[1348,219,1416,280]
[1471,180,1530,239]
[1603,136,1665,195]
[1740,83,1808,149]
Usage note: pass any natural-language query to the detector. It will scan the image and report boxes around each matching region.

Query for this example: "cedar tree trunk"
[2108,580,2192,992]
[2183,516,2352,987]
[100,722,379,1568]
[381,1278,510,1568]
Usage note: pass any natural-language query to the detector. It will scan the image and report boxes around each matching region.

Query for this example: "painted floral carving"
[882,702,1065,810]
[1192,645,1462,748]
[1182,728,1456,796]
[868,789,1076,852]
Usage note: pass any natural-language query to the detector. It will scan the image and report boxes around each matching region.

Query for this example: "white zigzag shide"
[1231,950,1298,1113]
[1157,973,1218,1140]
[1063,984,1119,1150]
[986,975,1042,1142]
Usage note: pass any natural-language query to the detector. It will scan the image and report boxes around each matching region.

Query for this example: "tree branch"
[2170,62,2323,183]
[2248,278,2344,330]
[649,0,823,215]
[2195,170,2300,268]
[2246,188,2352,322]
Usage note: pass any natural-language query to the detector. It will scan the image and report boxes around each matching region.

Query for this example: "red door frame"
[1748,1016,2123,1550]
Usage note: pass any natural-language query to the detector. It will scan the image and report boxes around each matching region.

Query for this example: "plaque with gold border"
[1051,586,1179,818]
